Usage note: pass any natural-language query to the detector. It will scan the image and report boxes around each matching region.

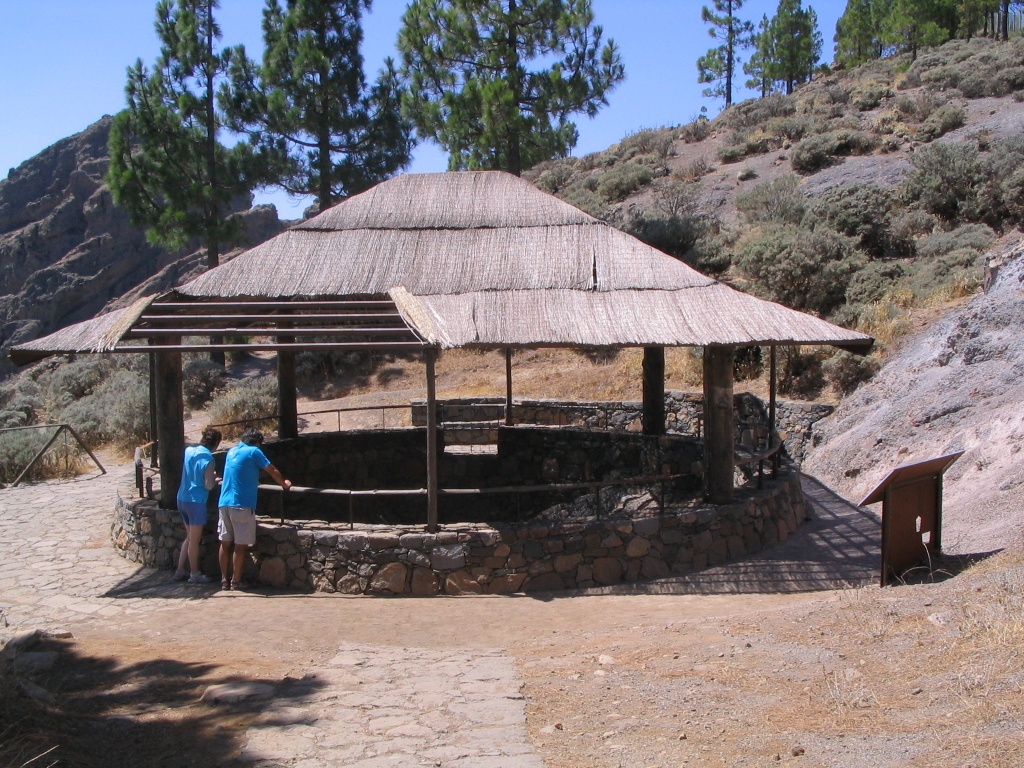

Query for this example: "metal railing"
[257,471,690,529]
[0,424,105,487]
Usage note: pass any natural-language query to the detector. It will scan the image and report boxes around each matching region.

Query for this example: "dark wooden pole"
[153,346,184,510]
[277,345,298,440]
[505,348,514,426]
[642,346,666,435]
[426,348,439,532]
[769,346,779,470]
[703,345,735,504]
[148,351,159,468]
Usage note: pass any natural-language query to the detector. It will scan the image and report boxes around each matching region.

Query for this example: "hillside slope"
[804,233,1024,553]
[0,117,285,380]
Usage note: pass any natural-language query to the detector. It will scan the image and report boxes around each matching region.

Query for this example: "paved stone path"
[0,462,547,767]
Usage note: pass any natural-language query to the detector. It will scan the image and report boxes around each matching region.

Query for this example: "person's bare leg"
[232,544,249,586]
[219,541,232,584]
[176,533,190,574]
[187,524,203,574]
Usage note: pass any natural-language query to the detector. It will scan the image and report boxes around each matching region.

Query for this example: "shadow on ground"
[0,635,325,768]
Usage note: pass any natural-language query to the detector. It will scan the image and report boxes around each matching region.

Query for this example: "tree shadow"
[1,635,325,768]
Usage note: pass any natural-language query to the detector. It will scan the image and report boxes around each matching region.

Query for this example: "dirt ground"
[7,543,1022,768]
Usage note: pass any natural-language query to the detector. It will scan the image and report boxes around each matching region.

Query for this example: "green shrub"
[206,376,278,440]
[0,427,84,485]
[889,208,937,247]
[813,184,901,258]
[534,164,576,194]
[790,130,877,173]
[617,128,674,161]
[57,367,149,447]
[596,162,654,203]
[823,351,880,395]
[916,103,966,142]
[558,184,608,219]
[904,142,984,223]
[852,84,886,111]
[720,94,795,130]
[678,115,711,143]
[182,359,227,408]
[976,136,1024,228]
[777,347,825,399]
[845,261,908,305]
[736,225,862,315]
[915,223,995,260]
[686,232,731,275]
[907,248,984,301]
[716,142,747,164]
[736,175,806,226]
[914,37,1024,97]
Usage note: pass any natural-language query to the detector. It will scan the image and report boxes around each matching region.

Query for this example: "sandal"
[221,578,231,590]
[230,580,253,591]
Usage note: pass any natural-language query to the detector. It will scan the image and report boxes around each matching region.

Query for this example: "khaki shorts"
[218,506,257,547]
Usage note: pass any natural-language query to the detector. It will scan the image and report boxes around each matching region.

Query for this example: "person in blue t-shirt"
[218,428,291,590]
[174,427,222,585]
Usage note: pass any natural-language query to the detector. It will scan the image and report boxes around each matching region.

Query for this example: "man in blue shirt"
[218,428,291,590]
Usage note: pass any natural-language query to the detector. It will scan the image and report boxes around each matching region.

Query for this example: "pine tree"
[881,0,952,60]
[697,0,755,107]
[397,0,624,177]
[764,0,822,95]
[107,0,262,271]
[834,0,884,66]
[744,14,774,96]
[222,0,414,212]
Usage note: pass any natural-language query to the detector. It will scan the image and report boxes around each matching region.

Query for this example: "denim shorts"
[177,499,207,527]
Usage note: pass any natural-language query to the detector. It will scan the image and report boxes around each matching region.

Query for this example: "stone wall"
[413,393,833,463]
[111,467,805,595]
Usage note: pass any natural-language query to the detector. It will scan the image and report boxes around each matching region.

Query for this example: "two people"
[176,426,291,590]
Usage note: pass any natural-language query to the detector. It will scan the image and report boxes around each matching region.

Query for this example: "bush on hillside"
[736,175,806,226]
[736,225,862,316]
[596,162,654,203]
[206,376,278,440]
[617,128,675,161]
[678,115,711,143]
[823,350,880,395]
[813,183,904,258]
[845,260,908,305]
[913,37,1024,98]
[903,142,984,223]
[777,347,825,398]
[719,94,795,131]
[0,427,85,485]
[915,223,995,260]
[182,359,226,408]
[790,130,877,173]
[915,103,966,142]
[907,248,985,301]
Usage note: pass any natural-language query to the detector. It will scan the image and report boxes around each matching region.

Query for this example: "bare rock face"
[0,116,287,380]
[803,234,1024,553]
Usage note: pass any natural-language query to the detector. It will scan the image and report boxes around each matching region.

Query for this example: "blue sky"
[0,0,843,216]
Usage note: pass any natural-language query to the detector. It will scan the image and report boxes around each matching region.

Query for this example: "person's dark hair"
[200,427,222,449]
[241,427,264,446]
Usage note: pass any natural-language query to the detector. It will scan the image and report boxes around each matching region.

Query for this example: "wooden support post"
[505,348,514,427]
[642,346,666,435]
[277,345,298,440]
[703,345,735,504]
[148,352,159,468]
[153,346,184,510]
[426,348,439,532]
[769,346,778,471]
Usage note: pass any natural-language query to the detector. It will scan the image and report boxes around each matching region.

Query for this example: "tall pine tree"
[697,0,755,107]
[222,0,414,212]
[107,0,262,271]
[881,0,952,60]
[764,0,821,95]
[397,0,624,177]
[834,0,885,66]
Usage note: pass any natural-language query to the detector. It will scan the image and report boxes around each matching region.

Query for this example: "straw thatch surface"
[12,170,871,359]
[9,297,153,364]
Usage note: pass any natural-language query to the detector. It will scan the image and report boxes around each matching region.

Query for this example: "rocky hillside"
[0,117,286,380]
[804,233,1024,553]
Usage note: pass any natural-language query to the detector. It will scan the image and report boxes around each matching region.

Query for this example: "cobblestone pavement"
[1,462,879,767]
[0,463,545,767]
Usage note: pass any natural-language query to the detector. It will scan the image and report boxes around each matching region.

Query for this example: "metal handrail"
[257,471,689,528]
[0,424,105,486]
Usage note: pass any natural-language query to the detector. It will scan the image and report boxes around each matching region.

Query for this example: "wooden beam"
[425,348,439,532]
[642,346,666,436]
[769,346,779,471]
[505,348,514,426]
[704,346,735,504]
[277,344,298,441]
[153,346,184,510]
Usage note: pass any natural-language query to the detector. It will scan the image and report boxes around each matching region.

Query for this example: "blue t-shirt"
[177,445,215,505]
[218,443,271,510]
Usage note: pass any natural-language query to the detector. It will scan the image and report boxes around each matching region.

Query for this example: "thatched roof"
[10,170,871,362]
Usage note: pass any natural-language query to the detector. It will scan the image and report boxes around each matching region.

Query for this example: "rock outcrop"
[0,116,286,379]
[804,234,1024,553]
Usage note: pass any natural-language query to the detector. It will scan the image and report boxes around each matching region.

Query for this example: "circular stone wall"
[111,465,806,595]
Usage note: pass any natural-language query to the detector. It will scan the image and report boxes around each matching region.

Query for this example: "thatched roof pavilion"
[11,171,871,522]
